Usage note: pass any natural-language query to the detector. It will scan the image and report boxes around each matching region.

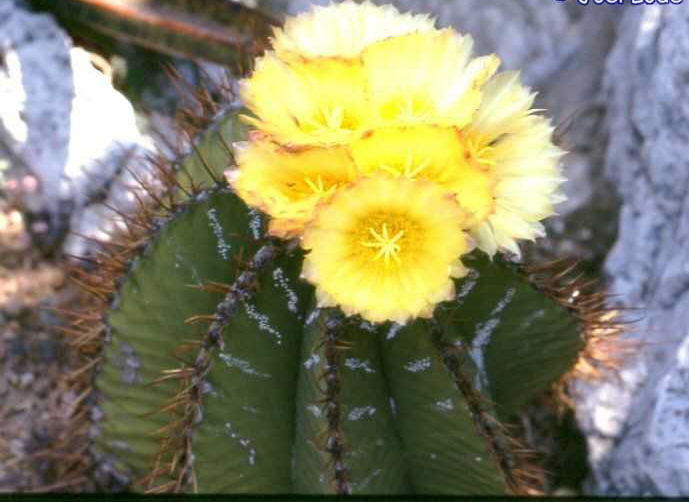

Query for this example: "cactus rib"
[430,330,543,494]
[319,310,351,494]
[206,242,280,351]
[146,241,281,492]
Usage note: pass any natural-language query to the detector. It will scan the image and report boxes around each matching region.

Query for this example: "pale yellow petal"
[241,54,370,146]
[362,31,499,128]
[273,0,435,59]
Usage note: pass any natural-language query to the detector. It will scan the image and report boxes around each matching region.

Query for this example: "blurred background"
[1,0,687,495]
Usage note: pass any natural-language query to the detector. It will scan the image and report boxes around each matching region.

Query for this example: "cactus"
[54,2,626,495]
[57,107,611,495]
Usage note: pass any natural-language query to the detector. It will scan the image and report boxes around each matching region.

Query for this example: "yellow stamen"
[467,136,497,167]
[376,156,430,179]
[404,155,430,178]
[304,175,334,196]
[324,106,344,129]
[379,163,401,176]
[361,223,405,265]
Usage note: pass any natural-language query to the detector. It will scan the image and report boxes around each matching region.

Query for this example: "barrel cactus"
[62,1,618,495]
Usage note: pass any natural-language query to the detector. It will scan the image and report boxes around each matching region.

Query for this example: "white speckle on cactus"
[272,267,299,314]
[470,288,517,390]
[434,398,454,412]
[219,353,271,378]
[519,308,546,329]
[248,209,262,240]
[225,423,257,467]
[475,456,483,462]
[305,308,321,326]
[359,321,377,333]
[174,250,201,284]
[492,288,516,316]
[375,439,384,447]
[404,357,431,373]
[389,397,397,417]
[474,319,500,345]
[242,405,259,414]
[116,342,141,385]
[306,404,322,418]
[430,453,437,460]
[348,406,376,421]
[470,319,499,391]
[456,268,480,300]
[201,381,217,396]
[207,208,231,260]
[303,353,320,369]
[108,440,131,451]
[386,323,402,340]
[353,468,382,490]
[244,302,282,344]
[344,358,376,374]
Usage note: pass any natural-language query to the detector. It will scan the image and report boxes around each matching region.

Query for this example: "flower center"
[361,223,405,266]
[378,153,431,179]
[304,175,335,196]
[465,134,497,168]
[304,105,360,132]
[379,95,434,122]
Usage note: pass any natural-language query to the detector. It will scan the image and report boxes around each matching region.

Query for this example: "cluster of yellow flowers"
[228,1,565,324]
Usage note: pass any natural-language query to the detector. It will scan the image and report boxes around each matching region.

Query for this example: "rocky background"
[0,0,687,495]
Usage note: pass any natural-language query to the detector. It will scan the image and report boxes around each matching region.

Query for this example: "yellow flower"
[237,1,565,264]
[350,126,496,226]
[463,72,566,256]
[301,176,472,324]
[241,9,498,146]
[229,139,357,238]
[240,54,370,146]
[362,31,500,129]
[272,0,435,60]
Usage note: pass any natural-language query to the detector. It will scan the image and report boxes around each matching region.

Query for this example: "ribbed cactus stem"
[160,241,282,491]
[431,331,538,493]
[70,111,600,495]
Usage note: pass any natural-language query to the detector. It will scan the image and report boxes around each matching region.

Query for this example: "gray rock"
[0,0,153,250]
[572,5,689,496]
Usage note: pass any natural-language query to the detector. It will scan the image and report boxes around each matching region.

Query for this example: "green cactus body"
[82,112,586,495]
